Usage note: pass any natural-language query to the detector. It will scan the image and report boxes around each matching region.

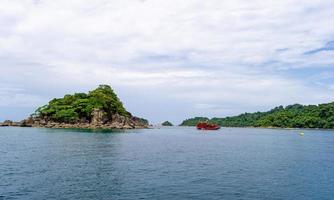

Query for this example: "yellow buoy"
[299,132,304,136]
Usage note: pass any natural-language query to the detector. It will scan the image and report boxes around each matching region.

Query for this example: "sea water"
[1,127,334,200]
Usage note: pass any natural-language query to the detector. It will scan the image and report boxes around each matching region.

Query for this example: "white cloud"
[0,85,45,107]
[0,0,333,122]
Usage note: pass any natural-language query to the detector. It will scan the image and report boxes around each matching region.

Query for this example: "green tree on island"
[33,85,132,123]
[179,117,209,126]
[162,121,173,126]
[180,102,334,129]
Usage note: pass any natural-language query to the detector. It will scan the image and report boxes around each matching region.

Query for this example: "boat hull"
[196,122,221,130]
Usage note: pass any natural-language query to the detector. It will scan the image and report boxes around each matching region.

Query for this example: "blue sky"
[0,0,334,124]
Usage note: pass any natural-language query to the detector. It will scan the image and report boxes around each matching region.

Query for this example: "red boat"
[196,122,221,130]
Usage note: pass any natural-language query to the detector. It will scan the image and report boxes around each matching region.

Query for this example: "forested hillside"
[180,102,334,129]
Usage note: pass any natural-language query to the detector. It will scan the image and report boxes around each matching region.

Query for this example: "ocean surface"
[1,127,334,200]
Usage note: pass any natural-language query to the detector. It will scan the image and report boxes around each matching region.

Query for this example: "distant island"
[0,85,149,129]
[162,121,173,126]
[180,102,334,129]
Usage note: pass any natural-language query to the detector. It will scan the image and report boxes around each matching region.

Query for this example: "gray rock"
[91,109,108,125]
[1,108,149,130]
[1,120,13,126]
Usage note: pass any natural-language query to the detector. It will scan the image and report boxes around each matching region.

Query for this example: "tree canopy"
[162,121,173,126]
[34,85,131,123]
[180,102,334,129]
[179,117,210,126]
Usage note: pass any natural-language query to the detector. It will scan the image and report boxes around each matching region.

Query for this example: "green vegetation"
[136,118,149,126]
[33,85,131,123]
[162,121,173,126]
[180,117,209,126]
[180,102,334,129]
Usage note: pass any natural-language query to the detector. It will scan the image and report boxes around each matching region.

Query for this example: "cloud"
[0,85,45,107]
[0,0,334,123]
[304,40,334,55]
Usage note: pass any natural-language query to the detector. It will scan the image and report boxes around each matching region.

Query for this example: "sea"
[1,127,334,200]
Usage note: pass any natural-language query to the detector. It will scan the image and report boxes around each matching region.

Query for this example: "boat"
[196,122,221,130]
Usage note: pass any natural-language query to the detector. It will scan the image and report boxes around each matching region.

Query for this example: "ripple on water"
[0,127,334,199]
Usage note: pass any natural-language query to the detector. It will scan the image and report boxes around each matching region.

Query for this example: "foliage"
[162,121,173,126]
[180,102,334,129]
[135,117,149,126]
[180,117,209,126]
[34,85,131,123]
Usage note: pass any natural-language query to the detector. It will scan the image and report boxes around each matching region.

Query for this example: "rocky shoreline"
[0,109,148,129]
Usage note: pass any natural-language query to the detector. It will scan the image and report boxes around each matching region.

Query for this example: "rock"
[11,122,21,126]
[39,119,47,126]
[123,124,133,129]
[23,117,35,126]
[1,120,13,126]
[1,109,148,130]
[17,119,32,127]
[91,109,108,125]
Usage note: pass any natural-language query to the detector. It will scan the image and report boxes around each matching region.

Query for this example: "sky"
[0,0,334,124]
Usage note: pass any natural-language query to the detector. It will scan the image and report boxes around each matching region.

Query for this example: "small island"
[0,85,149,129]
[180,102,334,129]
[161,121,173,126]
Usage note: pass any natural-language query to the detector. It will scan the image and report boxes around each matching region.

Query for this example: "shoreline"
[0,123,148,130]
[0,116,149,130]
[178,125,334,131]
[2,123,334,131]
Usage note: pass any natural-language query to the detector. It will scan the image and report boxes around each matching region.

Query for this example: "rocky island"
[0,85,149,129]
[161,121,173,126]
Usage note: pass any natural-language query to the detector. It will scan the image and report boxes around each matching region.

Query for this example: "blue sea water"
[0,127,334,200]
